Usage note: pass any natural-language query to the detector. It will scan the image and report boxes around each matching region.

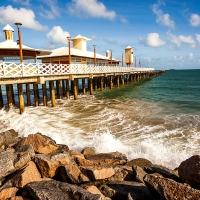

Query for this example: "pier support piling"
[50,81,56,107]
[17,83,25,114]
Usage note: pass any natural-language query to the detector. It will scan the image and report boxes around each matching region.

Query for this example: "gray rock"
[0,148,17,183]
[178,155,200,189]
[144,164,182,182]
[25,180,101,200]
[99,181,153,200]
[132,165,147,183]
[0,129,19,149]
[125,158,152,169]
[144,174,200,200]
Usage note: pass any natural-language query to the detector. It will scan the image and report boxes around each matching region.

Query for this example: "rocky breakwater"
[0,129,200,200]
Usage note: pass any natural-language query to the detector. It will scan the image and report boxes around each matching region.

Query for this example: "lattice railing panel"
[4,63,22,77]
[0,62,154,78]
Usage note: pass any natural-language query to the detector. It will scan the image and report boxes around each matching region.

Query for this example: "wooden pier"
[0,62,165,114]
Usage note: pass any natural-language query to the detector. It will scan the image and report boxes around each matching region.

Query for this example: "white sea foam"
[0,97,199,169]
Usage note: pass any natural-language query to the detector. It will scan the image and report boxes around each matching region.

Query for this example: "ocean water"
[0,69,199,169]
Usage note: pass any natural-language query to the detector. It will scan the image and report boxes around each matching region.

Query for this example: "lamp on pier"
[67,36,71,64]
[93,44,97,66]
[122,52,124,67]
[15,22,23,63]
[110,49,112,66]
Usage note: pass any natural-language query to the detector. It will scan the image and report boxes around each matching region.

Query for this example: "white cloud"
[47,26,70,44]
[67,0,116,20]
[152,1,175,29]
[0,6,47,31]
[196,34,200,43]
[39,0,60,19]
[189,53,193,59]
[167,31,196,48]
[139,33,166,47]
[190,14,200,27]
[11,0,30,6]
[119,16,128,24]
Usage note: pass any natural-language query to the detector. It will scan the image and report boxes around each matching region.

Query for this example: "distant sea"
[0,69,199,169]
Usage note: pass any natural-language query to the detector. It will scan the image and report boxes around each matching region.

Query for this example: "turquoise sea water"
[0,69,199,169]
[96,69,200,115]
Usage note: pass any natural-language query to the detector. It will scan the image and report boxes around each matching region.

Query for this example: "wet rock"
[34,152,72,178]
[0,129,20,149]
[82,147,96,155]
[178,155,200,189]
[15,133,58,154]
[107,166,135,182]
[0,148,17,183]
[99,181,153,200]
[57,164,89,184]
[68,150,85,160]
[14,145,35,170]
[55,144,69,153]
[25,180,101,200]
[82,166,115,181]
[144,174,200,200]
[84,151,127,165]
[125,158,152,169]
[3,161,42,188]
[84,185,111,200]
[144,164,182,182]
[0,187,18,199]
[132,165,147,183]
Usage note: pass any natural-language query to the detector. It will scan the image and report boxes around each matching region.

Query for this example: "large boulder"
[106,166,135,182]
[125,158,152,169]
[99,181,153,200]
[82,147,96,155]
[0,129,20,149]
[0,148,17,183]
[132,165,147,183]
[14,144,35,170]
[84,151,127,165]
[144,174,200,200]
[25,180,101,200]
[15,133,58,154]
[2,161,42,188]
[178,155,200,189]
[34,152,72,178]
[144,164,181,182]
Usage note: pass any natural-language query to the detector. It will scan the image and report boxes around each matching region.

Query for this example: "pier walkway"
[0,62,165,114]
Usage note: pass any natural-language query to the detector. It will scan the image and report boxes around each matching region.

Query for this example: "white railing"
[0,62,154,78]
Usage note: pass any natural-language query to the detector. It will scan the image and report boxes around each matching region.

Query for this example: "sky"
[0,0,200,70]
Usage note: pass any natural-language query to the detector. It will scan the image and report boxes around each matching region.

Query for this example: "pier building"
[0,24,165,114]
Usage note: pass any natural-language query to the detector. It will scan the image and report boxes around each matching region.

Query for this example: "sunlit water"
[0,70,200,169]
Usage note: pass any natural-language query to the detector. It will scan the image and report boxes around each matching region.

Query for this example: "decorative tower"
[125,46,134,66]
[71,34,91,51]
[3,24,14,41]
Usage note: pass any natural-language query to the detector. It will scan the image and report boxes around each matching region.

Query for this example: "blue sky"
[0,0,200,69]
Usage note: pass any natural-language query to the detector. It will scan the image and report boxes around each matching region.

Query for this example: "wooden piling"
[17,83,25,114]
[42,82,47,106]
[6,84,13,109]
[82,78,86,95]
[0,85,4,109]
[73,79,78,100]
[56,80,62,99]
[100,77,104,91]
[89,78,93,95]
[49,81,56,107]
[33,83,39,107]
[66,80,70,99]
[121,75,124,85]
[26,84,31,106]
[110,76,113,89]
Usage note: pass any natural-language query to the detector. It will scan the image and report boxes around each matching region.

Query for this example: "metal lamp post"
[110,49,112,66]
[15,22,23,63]
[67,36,71,64]
[122,52,124,67]
[93,44,97,66]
